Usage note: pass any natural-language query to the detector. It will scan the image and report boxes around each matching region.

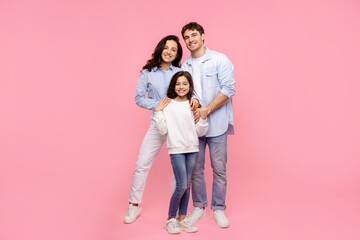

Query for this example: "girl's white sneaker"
[164,218,181,234]
[179,218,198,233]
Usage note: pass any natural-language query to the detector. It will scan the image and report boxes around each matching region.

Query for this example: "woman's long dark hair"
[142,35,183,71]
[167,71,194,100]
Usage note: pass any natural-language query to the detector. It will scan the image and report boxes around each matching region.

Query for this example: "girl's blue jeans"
[168,152,197,218]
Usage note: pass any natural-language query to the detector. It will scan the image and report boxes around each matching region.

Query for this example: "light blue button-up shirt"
[135,65,181,111]
[182,48,236,137]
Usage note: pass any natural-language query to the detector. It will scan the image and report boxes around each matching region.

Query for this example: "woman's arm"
[134,72,159,110]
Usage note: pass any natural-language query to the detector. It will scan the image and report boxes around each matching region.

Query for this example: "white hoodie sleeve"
[151,111,168,135]
[196,118,208,137]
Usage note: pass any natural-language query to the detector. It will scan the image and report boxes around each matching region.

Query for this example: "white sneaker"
[179,218,198,233]
[213,210,229,228]
[164,218,181,234]
[123,204,142,224]
[187,207,206,224]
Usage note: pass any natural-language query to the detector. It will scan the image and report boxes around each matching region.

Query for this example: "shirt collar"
[153,64,174,72]
[186,47,211,66]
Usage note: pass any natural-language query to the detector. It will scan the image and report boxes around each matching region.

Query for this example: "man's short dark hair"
[181,22,205,38]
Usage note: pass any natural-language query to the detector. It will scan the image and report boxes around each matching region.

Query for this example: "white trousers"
[128,121,166,204]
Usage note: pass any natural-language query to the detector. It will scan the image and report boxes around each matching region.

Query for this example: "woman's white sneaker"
[213,210,229,228]
[123,204,142,224]
[164,218,181,234]
[187,207,206,224]
[179,218,198,233]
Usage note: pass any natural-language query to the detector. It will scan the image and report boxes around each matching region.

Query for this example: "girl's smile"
[174,76,190,101]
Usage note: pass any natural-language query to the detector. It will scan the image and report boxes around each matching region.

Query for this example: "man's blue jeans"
[191,132,228,210]
[168,152,197,218]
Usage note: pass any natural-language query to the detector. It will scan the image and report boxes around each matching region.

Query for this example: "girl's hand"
[193,108,200,123]
[154,97,171,112]
[199,107,209,120]
[190,98,199,111]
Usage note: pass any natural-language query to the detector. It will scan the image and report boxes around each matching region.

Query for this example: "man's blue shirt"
[182,48,235,137]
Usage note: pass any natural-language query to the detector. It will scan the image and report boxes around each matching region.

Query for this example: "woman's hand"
[189,98,199,111]
[154,97,171,112]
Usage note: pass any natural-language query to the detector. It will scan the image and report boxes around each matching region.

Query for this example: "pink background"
[1,0,360,239]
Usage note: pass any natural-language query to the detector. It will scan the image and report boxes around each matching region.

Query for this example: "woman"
[124,35,198,224]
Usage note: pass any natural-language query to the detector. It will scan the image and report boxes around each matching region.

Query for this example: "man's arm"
[206,54,235,114]
[206,92,229,114]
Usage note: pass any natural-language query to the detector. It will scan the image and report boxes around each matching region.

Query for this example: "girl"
[124,36,199,224]
[152,71,209,234]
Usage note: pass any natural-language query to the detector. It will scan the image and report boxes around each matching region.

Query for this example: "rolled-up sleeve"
[134,72,158,110]
[218,55,236,98]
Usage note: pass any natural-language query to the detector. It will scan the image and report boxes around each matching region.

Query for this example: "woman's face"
[175,76,190,98]
[161,40,178,64]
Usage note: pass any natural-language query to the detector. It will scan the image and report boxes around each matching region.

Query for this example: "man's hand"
[189,98,199,111]
[199,107,209,120]
[154,97,171,112]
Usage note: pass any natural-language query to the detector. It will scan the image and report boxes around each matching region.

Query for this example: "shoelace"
[181,219,192,227]
[168,220,179,229]
[215,211,225,218]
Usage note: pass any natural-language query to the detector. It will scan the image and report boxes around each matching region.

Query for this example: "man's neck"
[191,47,206,59]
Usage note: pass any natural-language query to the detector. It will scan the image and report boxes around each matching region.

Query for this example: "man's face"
[183,29,204,52]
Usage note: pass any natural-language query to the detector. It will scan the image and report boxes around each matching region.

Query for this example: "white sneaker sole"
[164,226,181,234]
[181,227,198,233]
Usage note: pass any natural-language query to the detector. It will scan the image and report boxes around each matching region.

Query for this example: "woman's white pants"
[128,122,166,203]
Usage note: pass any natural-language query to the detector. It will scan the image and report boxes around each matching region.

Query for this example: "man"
[181,22,235,228]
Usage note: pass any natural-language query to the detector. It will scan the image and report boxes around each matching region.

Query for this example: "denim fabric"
[168,152,197,218]
[191,132,228,210]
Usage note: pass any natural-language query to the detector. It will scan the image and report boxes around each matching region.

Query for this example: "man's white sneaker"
[213,210,229,228]
[187,207,206,224]
[164,218,181,234]
[123,204,142,224]
[179,218,198,233]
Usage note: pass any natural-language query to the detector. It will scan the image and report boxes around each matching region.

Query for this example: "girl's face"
[161,40,178,64]
[175,76,190,99]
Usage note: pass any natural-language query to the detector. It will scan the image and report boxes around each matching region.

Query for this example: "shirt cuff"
[198,118,208,126]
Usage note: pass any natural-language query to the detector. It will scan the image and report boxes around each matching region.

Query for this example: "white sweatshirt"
[152,100,208,154]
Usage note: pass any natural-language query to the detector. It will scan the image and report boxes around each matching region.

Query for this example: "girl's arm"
[151,98,171,135]
[152,111,168,135]
[195,107,209,137]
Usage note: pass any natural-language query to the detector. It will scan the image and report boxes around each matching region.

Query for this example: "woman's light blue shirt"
[135,65,181,111]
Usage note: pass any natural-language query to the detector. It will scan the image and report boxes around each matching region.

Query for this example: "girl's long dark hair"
[142,35,183,71]
[167,71,194,100]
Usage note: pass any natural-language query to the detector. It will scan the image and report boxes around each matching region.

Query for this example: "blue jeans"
[168,152,197,218]
[192,132,228,210]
